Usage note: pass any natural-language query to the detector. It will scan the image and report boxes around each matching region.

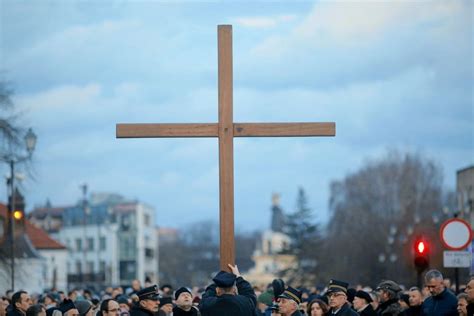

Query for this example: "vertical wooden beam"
[218,25,234,271]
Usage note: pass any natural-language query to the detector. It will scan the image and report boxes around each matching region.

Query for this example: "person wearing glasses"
[100,299,120,316]
[421,270,457,316]
[325,280,358,316]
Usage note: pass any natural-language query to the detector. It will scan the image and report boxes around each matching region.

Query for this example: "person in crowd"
[75,300,94,316]
[399,294,410,312]
[25,305,45,316]
[369,292,380,312]
[421,269,457,316]
[130,281,142,296]
[276,287,303,316]
[199,264,256,316]
[405,287,423,316]
[100,299,120,316]
[7,291,32,316]
[464,277,474,316]
[353,291,376,316]
[160,286,173,298]
[43,295,58,310]
[457,293,469,316]
[157,297,173,316]
[1,296,10,316]
[173,287,199,316]
[375,280,403,316]
[307,298,329,316]
[256,290,273,316]
[116,295,130,316]
[59,299,79,316]
[325,280,358,316]
[130,286,160,316]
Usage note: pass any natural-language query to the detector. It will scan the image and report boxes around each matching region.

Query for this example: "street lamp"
[2,128,37,291]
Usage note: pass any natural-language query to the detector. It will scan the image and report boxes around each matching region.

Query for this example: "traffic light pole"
[455,268,459,293]
[7,159,15,291]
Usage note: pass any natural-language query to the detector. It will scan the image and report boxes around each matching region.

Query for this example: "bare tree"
[319,150,449,286]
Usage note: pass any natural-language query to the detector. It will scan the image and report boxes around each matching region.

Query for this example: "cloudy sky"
[1,0,472,232]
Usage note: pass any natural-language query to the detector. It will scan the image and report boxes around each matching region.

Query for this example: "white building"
[48,194,159,289]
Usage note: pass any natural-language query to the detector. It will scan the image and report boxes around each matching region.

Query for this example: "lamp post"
[3,128,37,291]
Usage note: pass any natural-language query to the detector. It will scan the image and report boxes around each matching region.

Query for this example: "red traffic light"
[413,237,429,273]
[416,241,426,254]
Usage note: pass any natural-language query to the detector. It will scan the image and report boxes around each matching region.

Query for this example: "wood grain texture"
[218,25,235,271]
[234,122,336,137]
[116,123,218,138]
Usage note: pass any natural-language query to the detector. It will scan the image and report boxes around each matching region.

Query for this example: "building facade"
[30,193,159,290]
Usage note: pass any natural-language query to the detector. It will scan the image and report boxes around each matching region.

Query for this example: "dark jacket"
[129,305,155,316]
[199,276,256,316]
[358,304,377,316]
[421,288,457,316]
[330,303,359,316]
[467,302,474,316]
[377,298,403,316]
[405,305,423,316]
[7,309,25,316]
[173,306,200,316]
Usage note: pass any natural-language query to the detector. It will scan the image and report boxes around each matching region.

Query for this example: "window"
[144,213,150,227]
[87,238,94,251]
[86,261,94,273]
[76,261,82,274]
[76,238,82,251]
[100,237,106,250]
[99,261,106,273]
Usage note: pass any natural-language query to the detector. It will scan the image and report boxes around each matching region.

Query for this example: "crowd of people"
[1,265,473,316]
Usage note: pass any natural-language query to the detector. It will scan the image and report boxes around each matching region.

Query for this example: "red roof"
[0,203,66,250]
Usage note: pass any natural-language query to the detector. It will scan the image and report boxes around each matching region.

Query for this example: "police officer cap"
[212,271,236,288]
[278,286,302,304]
[136,285,160,301]
[376,280,401,293]
[326,279,349,294]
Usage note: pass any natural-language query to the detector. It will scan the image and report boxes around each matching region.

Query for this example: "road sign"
[443,251,471,268]
[440,218,473,250]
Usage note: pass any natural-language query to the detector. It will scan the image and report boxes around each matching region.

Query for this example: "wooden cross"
[116,25,336,271]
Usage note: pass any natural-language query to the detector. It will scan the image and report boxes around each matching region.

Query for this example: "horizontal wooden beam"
[233,122,336,137]
[116,123,218,138]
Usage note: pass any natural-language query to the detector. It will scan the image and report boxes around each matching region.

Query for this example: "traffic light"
[8,187,26,228]
[414,237,429,273]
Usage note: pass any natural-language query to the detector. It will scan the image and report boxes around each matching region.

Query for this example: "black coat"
[329,303,359,316]
[405,305,422,316]
[358,305,377,316]
[130,305,155,316]
[173,306,200,316]
[7,308,25,316]
[199,276,257,316]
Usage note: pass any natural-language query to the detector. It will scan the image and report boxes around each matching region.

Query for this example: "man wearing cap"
[158,297,173,316]
[353,291,376,316]
[173,287,199,316]
[199,264,256,316]
[325,280,358,316]
[277,286,303,316]
[130,285,160,316]
[59,299,80,316]
[375,280,402,316]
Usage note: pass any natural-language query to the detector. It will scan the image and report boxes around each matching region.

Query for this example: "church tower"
[271,193,285,233]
